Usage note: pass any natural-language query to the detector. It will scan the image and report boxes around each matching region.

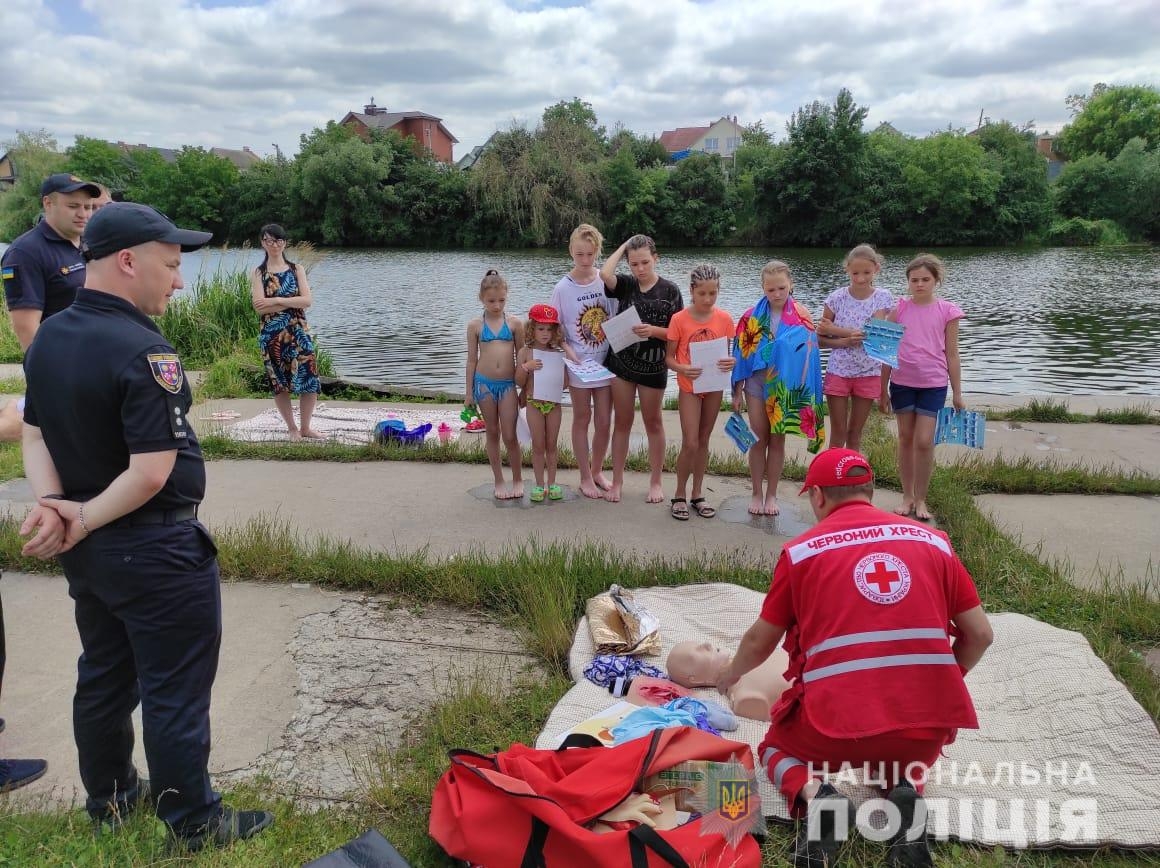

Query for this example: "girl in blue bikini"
[465,269,525,500]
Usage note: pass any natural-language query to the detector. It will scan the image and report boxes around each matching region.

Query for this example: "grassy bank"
[1,417,1158,866]
[981,397,1158,425]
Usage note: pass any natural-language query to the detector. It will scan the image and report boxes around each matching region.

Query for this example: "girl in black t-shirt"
[599,234,684,504]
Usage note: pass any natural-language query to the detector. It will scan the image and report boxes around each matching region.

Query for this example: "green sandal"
[530,486,546,502]
[547,484,563,501]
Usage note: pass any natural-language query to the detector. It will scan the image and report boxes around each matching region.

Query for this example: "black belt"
[106,504,199,528]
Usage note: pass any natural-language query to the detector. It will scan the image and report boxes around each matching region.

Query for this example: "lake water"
[8,242,1160,396]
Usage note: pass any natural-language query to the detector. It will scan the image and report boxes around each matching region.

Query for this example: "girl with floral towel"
[731,261,825,516]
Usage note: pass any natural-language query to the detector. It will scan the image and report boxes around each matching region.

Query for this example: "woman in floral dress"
[251,223,322,440]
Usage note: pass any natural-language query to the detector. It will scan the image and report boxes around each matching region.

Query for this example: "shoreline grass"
[982,397,1158,425]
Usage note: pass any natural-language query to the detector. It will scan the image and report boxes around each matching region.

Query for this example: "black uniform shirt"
[23,289,206,509]
[1,220,87,318]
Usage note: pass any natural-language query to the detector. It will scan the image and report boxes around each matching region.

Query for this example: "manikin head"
[667,640,732,687]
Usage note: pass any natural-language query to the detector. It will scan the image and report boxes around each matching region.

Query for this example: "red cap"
[528,303,560,324]
[799,448,874,494]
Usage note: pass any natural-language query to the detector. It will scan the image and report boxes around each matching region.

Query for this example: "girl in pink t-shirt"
[880,254,964,522]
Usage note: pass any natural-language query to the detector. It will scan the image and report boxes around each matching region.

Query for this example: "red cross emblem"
[854,554,911,604]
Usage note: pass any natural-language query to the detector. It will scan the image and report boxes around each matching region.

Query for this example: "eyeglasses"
[261,236,286,245]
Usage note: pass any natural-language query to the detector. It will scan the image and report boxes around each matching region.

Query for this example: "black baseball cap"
[41,173,101,198]
[83,203,213,261]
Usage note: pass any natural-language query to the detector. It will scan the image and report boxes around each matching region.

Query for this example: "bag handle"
[628,825,691,868]
[520,818,549,868]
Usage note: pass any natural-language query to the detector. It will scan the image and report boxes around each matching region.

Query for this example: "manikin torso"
[666,640,791,721]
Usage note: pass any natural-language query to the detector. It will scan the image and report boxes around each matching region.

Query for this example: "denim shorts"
[889,383,947,417]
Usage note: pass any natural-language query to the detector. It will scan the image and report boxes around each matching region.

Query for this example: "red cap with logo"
[528,303,560,324]
[799,448,874,494]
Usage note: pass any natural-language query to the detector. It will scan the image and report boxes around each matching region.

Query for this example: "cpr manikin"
[667,640,791,721]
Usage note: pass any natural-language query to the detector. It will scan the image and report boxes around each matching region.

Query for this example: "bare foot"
[748,495,764,516]
[593,473,612,491]
[494,483,511,500]
[288,430,302,442]
[646,483,665,504]
[764,495,780,516]
[580,480,603,499]
[894,501,915,517]
[915,502,933,522]
[300,428,326,439]
[604,484,622,503]
[510,482,525,500]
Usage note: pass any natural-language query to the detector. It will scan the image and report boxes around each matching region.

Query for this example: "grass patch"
[0,376,25,394]
[0,310,22,364]
[985,398,1157,425]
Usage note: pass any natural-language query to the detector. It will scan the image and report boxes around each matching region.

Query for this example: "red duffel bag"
[429,726,763,867]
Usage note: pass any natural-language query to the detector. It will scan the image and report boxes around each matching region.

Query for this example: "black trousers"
[0,574,6,705]
[58,519,223,832]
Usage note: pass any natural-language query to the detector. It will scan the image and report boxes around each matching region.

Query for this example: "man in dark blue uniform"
[1,173,100,351]
[19,203,273,850]
[1,174,100,791]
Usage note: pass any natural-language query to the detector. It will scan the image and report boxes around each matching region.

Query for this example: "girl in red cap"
[516,304,568,502]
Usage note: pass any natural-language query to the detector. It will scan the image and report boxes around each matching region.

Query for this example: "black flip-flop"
[670,498,690,521]
[689,498,717,518]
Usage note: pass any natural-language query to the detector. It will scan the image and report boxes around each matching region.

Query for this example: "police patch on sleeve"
[147,353,184,394]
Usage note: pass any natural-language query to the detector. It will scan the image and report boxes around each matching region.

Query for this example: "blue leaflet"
[934,408,987,449]
[862,320,906,368]
[724,411,758,454]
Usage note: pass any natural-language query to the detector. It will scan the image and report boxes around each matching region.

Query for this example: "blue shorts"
[890,383,947,417]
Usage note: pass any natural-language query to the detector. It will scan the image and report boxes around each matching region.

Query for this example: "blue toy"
[375,419,432,446]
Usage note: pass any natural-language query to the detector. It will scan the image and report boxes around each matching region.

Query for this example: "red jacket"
[762,501,981,739]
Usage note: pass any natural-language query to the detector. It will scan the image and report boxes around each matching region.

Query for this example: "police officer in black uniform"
[1,173,100,351]
[20,203,273,849]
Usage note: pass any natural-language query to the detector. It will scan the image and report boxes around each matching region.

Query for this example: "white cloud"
[0,0,1156,158]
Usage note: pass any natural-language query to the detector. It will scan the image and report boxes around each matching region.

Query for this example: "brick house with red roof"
[340,99,459,163]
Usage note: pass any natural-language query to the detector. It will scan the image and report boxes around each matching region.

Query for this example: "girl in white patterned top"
[818,244,894,450]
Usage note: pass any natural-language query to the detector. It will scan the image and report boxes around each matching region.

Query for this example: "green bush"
[1045,217,1126,246]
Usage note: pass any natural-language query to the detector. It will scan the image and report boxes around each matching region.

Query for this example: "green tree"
[1054,139,1160,240]
[607,126,667,168]
[657,154,733,245]
[898,132,1002,245]
[0,130,67,241]
[228,157,294,242]
[66,136,133,191]
[146,147,240,237]
[542,98,606,145]
[294,133,396,246]
[974,122,1051,243]
[753,89,871,245]
[123,147,171,207]
[1057,84,1160,159]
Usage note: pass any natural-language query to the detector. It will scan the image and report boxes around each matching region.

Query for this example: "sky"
[1,0,1157,161]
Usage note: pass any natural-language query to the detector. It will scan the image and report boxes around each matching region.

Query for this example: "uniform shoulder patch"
[1,265,15,281]
[147,353,184,394]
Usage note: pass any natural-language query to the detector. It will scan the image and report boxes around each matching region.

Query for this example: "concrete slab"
[0,573,338,807]
[961,420,1160,476]
[975,494,1160,593]
[186,461,901,565]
